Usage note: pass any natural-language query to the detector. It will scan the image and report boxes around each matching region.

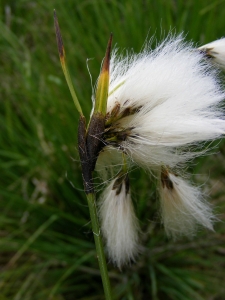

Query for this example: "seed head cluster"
[96,35,225,268]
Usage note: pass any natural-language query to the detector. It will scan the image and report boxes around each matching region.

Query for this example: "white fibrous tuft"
[94,34,225,253]
[103,35,225,169]
[159,170,215,239]
[198,38,225,70]
[98,175,140,268]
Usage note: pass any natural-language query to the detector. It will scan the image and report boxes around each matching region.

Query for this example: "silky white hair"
[98,177,140,268]
[95,35,225,265]
[159,172,216,239]
[198,37,225,70]
[105,34,225,169]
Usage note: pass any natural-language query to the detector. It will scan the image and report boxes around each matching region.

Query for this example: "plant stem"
[86,192,113,300]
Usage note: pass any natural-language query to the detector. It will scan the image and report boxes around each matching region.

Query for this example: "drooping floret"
[199,38,225,70]
[159,168,215,239]
[98,174,140,268]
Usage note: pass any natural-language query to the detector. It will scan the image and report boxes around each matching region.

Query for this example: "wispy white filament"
[199,38,225,70]
[104,35,225,169]
[98,177,140,268]
[159,172,215,239]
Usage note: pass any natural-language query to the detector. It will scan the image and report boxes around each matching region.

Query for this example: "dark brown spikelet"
[53,10,64,59]
[112,174,129,196]
[161,169,174,190]
[78,115,94,194]
[86,113,105,173]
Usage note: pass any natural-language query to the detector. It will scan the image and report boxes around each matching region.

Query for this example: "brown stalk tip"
[53,9,64,59]
[161,169,174,190]
[102,33,113,73]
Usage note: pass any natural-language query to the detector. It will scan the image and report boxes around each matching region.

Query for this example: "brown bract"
[112,173,130,196]
[161,168,174,190]
[54,10,64,59]
[78,115,94,193]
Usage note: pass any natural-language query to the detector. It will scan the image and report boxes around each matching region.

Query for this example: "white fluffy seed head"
[98,176,140,268]
[198,38,225,70]
[103,34,225,170]
[159,170,215,239]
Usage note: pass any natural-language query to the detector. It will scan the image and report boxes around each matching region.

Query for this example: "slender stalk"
[54,11,113,299]
[86,192,113,300]
[54,10,83,115]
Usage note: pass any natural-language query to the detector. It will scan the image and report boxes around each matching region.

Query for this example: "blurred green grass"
[0,0,225,299]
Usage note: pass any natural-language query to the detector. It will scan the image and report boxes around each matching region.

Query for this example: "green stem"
[86,192,113,300]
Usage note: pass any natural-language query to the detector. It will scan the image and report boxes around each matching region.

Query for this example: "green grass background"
[1,0,225,299]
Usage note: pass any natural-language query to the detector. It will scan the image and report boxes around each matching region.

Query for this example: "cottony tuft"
[97,34,225,267]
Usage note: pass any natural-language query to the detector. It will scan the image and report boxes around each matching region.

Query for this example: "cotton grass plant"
[54,11,225,299]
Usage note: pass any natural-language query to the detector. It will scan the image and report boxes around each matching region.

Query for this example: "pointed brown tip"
[54,10,64,59]
[161,168,174,190]
[102,33,113,73]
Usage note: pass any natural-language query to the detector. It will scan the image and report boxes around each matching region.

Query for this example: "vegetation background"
[1,0,225,299]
